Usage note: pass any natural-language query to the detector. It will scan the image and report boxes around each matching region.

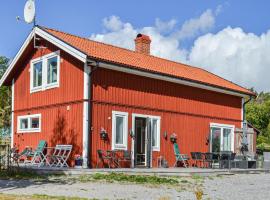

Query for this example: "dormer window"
[30,51,60,93]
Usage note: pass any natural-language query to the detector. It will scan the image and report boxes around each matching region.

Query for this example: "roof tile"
[42,26,254,96]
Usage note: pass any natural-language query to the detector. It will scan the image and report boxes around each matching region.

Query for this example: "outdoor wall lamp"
[100,127,108,140]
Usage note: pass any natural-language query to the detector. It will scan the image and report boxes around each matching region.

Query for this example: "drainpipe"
[243,96,252,123]
[87,61,99,168]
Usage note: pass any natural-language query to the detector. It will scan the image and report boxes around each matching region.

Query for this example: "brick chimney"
[135,33,151,55]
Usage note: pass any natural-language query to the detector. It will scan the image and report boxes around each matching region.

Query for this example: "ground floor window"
[151,118,161,151]
[210,123,234,152]
[112,111,128,150]
[17,114,41,133]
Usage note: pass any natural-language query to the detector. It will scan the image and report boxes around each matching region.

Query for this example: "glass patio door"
[210,124,234,152]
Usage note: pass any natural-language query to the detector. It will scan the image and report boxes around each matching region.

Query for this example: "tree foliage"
[0,56,11,129]
[246,91,270,151]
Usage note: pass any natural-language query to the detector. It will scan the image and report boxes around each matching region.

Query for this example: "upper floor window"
[17,114,41,133]
[30,51,60,93]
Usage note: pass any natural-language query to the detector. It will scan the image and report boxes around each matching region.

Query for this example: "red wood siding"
[13,40,84,164]
[90,68,242,167]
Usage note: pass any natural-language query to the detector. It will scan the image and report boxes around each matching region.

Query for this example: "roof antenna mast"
[21,0,45,49]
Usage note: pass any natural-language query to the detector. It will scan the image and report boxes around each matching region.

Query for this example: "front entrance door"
[134,117,147,167]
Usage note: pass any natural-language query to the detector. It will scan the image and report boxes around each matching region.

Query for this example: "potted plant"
[170,133,177,143]
[74,154,83,168]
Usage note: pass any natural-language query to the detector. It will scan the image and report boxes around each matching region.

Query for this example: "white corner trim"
[82,63,90,168]
[0,27,87,88]
[11,79,15,148]
[112,111,129,150]
[97,62,250,98]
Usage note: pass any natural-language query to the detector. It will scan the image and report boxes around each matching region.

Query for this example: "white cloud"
[155,18,177,33]
[89,8,270,92]
[175,9,215,39]
[189,27,270,91]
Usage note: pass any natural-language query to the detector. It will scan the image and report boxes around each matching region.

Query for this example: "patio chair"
[118,150,132,167]
[96,150,113,168]
[24,140,47,167]
[204,153,214,168]
[11,147,32,165]
[191,152,204,168]
[46,145,72,168]
[173,143,189,168]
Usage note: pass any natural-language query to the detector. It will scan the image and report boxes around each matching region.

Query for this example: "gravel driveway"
[0,173,269,200]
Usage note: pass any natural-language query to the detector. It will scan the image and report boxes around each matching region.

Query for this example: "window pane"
[152,119,157,147]
[20,119,28,130]
[47,56,58,84]
[223,128,232,151]
[33,62,42,87]
[211,127,221,152]
[115,116,124,145]
[31,117,40,129]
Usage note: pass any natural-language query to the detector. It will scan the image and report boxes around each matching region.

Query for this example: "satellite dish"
[24,0,36,24]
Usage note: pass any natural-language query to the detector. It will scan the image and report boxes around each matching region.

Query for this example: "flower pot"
[75,159,83,166]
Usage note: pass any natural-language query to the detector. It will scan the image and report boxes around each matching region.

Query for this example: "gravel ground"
[0,173,270,200]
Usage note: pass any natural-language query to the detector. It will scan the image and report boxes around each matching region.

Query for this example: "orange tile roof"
[41,26,254,96]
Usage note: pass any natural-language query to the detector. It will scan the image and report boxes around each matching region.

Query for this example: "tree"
[246,91,270,151]
[0,56,11,129]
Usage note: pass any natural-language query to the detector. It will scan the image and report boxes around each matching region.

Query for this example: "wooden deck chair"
[25,140,47,167]
[48,145,72,168]
[173,143,190,168]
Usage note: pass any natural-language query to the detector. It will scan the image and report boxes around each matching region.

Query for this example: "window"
[210,123,234,152]
[112,111,128,150]
[30,51,60,93]
[47,56,58,85]
[152,118,160,151]
[17,114,41,133]
[33,61,42,88]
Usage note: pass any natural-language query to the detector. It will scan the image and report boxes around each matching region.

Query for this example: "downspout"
[87,61,99,168]
[243,96,252,123]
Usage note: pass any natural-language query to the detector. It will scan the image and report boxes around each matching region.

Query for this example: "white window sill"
[113,145,128,150]
[45,83,59,90]
[17,129,41,133]
[152,147,160,152]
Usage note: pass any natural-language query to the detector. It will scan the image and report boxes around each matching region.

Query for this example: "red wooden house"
[0,26,256,168]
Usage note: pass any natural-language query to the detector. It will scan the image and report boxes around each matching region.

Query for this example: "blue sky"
[0,0,270,91]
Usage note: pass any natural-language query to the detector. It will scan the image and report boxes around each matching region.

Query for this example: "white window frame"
[112,111,128,150]
[17,114,41,133]
[131,113,161,152]
[151,117,161,151]
[30,58,43,92]
[30,51,60,93]
[210,123,235,152]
